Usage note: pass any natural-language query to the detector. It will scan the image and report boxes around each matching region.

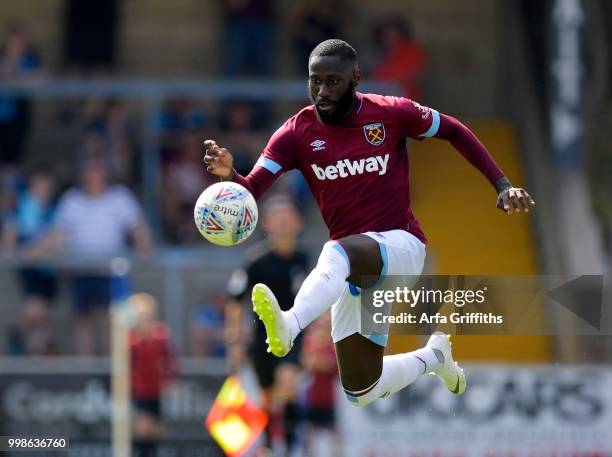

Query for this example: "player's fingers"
[498,194,510,214]
[517,190,531,212]
[523,190,536,207]
[509,190,520,212]
[496,198,503,210]
[203,139,217,150]
[203,149,221,162]
[510,189,525,212]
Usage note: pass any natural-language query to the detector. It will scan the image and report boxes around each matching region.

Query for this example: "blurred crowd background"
[0,0,611,456]
[0,0,436,359]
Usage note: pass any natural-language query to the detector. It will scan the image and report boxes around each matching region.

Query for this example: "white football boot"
[251,283,293,357]
[426,332,467,394]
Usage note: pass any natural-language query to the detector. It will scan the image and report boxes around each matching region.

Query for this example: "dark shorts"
[250,336,302,389]
[19,268,58,301]
[305,407,335,428]
[133,398,161,418]
[72,274,112,314]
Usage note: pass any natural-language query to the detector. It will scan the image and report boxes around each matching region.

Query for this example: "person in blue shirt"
[0,21,43,169]
[2,168,57,355]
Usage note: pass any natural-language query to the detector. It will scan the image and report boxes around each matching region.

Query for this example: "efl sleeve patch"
[419,109,440,138]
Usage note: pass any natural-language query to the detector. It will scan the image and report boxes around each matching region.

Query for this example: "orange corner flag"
[205,376,268,457]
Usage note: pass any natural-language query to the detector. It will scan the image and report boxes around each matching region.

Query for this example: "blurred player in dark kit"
[226,195,308,454]
[129,293,178,457]
[205,39,534,409]
[301,313,340,456]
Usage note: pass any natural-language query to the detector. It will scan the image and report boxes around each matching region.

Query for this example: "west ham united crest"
[363,123,385,146]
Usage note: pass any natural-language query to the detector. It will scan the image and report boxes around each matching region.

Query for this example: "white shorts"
[330,229,426,347]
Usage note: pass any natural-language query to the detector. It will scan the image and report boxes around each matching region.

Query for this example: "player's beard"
[311,81,357,125]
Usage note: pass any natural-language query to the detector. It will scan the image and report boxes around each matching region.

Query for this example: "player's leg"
[133,399,161,457]
[252,229,466,405]
[337,332,465,407]
[252,354,278,451]
[332,230,466,406]
[252,233,381,356]
[273,362,302,452]
[290,234,381,325]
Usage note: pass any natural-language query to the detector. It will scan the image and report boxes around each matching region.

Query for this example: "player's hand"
[496,187,535,214]
[203,139,234,180]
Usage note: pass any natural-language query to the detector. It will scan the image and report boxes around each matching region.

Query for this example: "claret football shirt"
[232,92,504,243]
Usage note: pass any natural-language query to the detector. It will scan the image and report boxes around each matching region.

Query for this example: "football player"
[204,39,534,406]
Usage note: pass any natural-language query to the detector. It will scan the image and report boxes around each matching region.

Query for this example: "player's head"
[131,293,158,330]
[308,39,361,125]
[261,195,303,244]
[80,155,110,195]
[27,166,55,203]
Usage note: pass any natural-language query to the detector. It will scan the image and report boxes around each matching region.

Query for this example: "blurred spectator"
[224,0,275,77]
[371,16,426,100]
[158,99,207,138]
[98,99,136,183]
[162,130,212,244]
[1,168,58,355]
[189,290,227,358]
[33,156,152,355]
[129,293,178,457]
[290,0,344,71]
[63,0,119,73]
[226,195,307,454]
[82,98,137,184]
[218,101,266,175]
[301,313,340,456]
[0,20,44,171]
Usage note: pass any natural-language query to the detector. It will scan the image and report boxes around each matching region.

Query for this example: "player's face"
[262,204,303,241]
[82,161,108,195]
[135,300,156,328]
[308,55,359,124]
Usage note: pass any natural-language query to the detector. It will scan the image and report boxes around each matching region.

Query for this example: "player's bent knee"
[320,240,349,264]
[316,241,351,277]
[336,235,383,288]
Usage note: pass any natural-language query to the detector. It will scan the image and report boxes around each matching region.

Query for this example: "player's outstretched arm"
[434,115,535,215]
[202,139,279,200]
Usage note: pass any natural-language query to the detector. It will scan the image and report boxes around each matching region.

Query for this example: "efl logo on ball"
[194,182,258,246]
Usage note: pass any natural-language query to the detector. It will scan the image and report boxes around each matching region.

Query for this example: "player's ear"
[353,66,362,86]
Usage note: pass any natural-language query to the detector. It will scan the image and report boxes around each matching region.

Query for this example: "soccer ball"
[194,182,258,246]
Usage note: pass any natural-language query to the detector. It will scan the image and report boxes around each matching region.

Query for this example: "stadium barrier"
[0,79,401,241]
[1,358,610,457]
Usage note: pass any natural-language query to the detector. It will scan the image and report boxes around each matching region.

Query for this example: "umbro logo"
[310,139,326,151]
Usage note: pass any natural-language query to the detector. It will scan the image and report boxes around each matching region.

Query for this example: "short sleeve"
[54,191,76,232]
[392,97,440,140]
[114,186,144,231]
[227,268,249,300]
[255,121,299,175]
